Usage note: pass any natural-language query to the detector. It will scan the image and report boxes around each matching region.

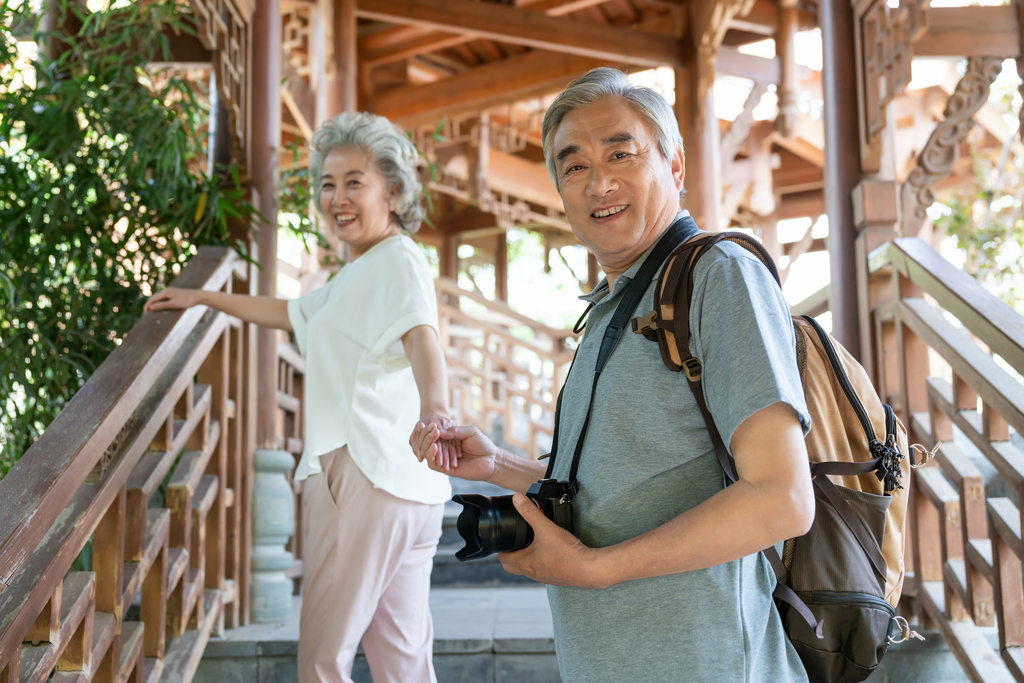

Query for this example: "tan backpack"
[630,229,911,683]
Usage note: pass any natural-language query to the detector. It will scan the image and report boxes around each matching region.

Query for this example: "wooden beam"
[356,0,684,68]
[359,0,606,65]
[777,189,824,219]
[914,6,1020,58]
[715,45,779,83]
[368,49,612,124]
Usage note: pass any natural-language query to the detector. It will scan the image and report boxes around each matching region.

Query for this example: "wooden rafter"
[356,0,684,68]
[367,49,614,124]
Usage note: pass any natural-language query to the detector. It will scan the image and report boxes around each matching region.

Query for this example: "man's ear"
[671,145,685,192]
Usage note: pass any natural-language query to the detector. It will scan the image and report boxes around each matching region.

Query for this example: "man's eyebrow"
[601,132,635,145]
[555,144,580,164]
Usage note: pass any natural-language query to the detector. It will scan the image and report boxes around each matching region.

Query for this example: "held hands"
[410,422,496,480]
[416,415,462,471]
[144,287,201,313]
[498,494,606,589]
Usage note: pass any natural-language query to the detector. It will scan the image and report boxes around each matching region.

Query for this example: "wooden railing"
[436,277,578,460]
[0,247,256,683]
[276,338,307,595]
[870,237,1024,682]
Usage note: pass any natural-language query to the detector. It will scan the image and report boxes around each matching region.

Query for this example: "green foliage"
[933,133,1024,316]
[0,0,255,477]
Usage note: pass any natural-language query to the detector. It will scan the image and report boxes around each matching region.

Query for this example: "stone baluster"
[251,449,296,623]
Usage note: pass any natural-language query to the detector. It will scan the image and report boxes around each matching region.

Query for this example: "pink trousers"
[297,448,444,683]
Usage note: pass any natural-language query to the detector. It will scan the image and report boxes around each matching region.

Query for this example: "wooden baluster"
[1,656,19,683]
[983,402,1010,443]
[198,330,229,636]
[24,582,62,645]
[989,499,1024,673]
[92,489,124,683]
[141,534,168,660]
[56,573,96,675]
[224,320,245,628]
[914,489,943,628]
[893,271,929,426]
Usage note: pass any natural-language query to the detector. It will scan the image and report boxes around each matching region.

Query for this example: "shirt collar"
[578,210,690,305]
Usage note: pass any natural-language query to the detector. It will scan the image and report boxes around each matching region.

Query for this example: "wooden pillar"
[852,180,898,388]
[251,0,281,449]
[495,232,508,302]
[675,48,721,231]
[312,0,330,127]
[334,0,357,115]
[820,0,862,359]
[440,231,459,281]
[470,113,490,203]
[775,0,800,138]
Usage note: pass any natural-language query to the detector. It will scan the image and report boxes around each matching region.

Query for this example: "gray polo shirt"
[546,231,811,683]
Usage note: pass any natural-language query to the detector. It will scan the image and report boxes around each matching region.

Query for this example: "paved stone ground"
[197,586,558,683]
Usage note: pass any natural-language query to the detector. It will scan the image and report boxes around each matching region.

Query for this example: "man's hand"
[144,287,201,312]
[410,423,497,480]
[498,493,605,589]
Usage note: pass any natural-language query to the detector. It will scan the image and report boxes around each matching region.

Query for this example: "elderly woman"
[146,112,455,683]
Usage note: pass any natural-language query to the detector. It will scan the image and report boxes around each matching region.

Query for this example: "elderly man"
[412,68,814,682]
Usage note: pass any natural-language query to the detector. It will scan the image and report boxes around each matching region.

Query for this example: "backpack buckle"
[631,310,658,335]
[682,358,702,382]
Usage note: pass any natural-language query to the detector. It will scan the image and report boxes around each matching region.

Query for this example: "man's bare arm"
[499,402,815,588]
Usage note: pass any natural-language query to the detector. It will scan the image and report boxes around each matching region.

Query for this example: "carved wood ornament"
[191,0,252,145]
[900,57,1004,233]
[852,0,930,172]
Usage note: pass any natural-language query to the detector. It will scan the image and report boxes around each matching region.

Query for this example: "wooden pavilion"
[2,1,1024,682]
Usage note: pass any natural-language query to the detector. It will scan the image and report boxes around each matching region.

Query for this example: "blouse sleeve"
[367,246,439,357]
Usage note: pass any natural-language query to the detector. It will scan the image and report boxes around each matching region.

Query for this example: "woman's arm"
[145,288,293,331]
[402,324,459,468]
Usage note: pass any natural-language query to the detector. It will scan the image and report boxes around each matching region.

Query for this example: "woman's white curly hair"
[309,112,425,233]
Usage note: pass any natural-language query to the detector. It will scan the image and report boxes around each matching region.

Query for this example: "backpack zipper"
[804,591,895,616]
[801,315,878,446]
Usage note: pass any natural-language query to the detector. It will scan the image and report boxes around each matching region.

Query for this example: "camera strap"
[544,215,701,487]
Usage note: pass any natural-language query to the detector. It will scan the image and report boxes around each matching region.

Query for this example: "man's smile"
[591,204,629,219]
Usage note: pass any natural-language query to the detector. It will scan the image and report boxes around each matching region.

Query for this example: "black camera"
[451,479,575,561]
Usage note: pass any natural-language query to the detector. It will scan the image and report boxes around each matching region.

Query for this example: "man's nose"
[587,166,618,196]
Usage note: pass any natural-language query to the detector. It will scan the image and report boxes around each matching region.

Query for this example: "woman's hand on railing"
[410,422,496,481]
[144,287,201,312]
[145,287,294,331]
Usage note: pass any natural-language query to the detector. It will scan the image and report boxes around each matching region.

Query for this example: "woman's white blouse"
[287,235,452,505]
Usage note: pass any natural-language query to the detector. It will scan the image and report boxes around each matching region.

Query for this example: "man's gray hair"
[541,68,684,189]
[309,112,425,232]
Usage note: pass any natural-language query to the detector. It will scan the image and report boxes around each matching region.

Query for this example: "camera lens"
[451,494,533,561]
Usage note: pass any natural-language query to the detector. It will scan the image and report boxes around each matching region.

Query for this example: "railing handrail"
[0,247,244,588]
[869,237,1024,378]
[435,276,579,344]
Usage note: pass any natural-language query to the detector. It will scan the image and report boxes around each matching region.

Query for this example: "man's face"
[552,96,684,272]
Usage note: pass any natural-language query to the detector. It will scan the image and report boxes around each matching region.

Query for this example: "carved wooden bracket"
[852,0,930,173]
[191,0,252,146]
[900,57,1003,234]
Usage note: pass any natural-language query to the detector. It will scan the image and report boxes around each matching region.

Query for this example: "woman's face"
[319,147,401,259]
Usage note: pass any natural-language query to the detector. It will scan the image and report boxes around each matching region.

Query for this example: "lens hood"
[451,493,533,561]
